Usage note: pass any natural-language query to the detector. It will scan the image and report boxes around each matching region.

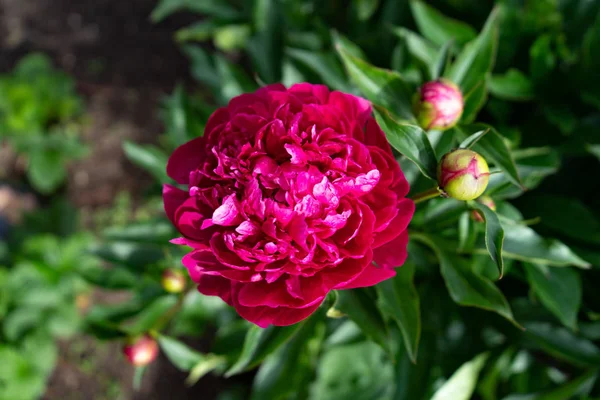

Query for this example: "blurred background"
[1,0,599,399]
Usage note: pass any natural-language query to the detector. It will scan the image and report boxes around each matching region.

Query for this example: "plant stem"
[411,186,442,204]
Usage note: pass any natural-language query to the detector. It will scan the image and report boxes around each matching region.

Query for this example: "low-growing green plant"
[0,54,87,194]
[83,0,600,399]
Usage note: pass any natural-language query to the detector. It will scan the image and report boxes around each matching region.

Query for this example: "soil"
[0,0,231,399]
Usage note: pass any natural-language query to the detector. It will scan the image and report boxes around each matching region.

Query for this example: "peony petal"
[334,262,396,290]
[163,184,189,225]
[372,198,415,248]
[197,274,233,306]
[373,229,409,270]
[212,194,242,226]
[233,299,324,328]
[166,137,206,184]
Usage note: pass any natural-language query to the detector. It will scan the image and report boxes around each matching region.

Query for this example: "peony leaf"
[373,106,438,181]
[123,141,170,183]
[431,39,453,80]
[468,202,504,279]
[90,242,165,271]
[454,124,522,188]
[500,369,598,400]
[461,80,488,123]
[336,288,392,357]
[524,264,582,330]
[103,220,175,245]
[335,38,414,120]
[125,295,178,335]
[225,323,303,376]
[445,7,499,94]
[431,353,488,400]
[523,322,600,367]
[410,0,477,47]
[392,27,438,67]
[247,0,284,83]
[286,48,353,92]
[376,263,421,363]
[458,129,488,149]
[411,233,518,327]
[491,223,591,268]
[158,335,205,371]
[488,68,534,101]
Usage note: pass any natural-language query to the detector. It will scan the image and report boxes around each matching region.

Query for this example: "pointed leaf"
[431,353,488,400]
[225,323,303,376]
[412,233,517,326]
[335,38,414,120]
[123,141,169,183]
[524,264,582,330]
[446,7,499,94]
[458,129,488,149]
[287,48,352,92]
[488,69,534,101]
[336,288,391,356]
[461,80,488,123]
[392,27,438,66]
[410,0,476,47]
[469,202,504,279]
[376,263,421,362]
[373,106,437,181]
[158,335,204,371]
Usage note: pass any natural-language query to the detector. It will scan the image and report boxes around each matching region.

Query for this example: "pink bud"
[414,79,463,131]
[438,149,490,201]
[471,196,496,222]
[123,335,158,367]
[161,269,187,294]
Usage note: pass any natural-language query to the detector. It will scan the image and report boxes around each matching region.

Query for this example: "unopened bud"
[471,196,496,222]
[123,335,158,367]
[161,269,186,294]
[438,149,490,201]
[414,79,463,131]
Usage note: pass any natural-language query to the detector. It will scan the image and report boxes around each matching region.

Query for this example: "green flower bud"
[161,269,186,294]
[437,149,490,201]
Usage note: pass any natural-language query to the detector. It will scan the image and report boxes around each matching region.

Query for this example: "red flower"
[163,84,414,327]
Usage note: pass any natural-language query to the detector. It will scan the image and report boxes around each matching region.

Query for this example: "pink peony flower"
[163,83,414,328]
[414,79,463,131]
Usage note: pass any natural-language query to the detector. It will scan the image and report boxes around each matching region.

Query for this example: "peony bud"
[471,196,496,222]
[123,335,158,367]
[414,79,463,131]
[161,269,186,293]
[437,149,490,201]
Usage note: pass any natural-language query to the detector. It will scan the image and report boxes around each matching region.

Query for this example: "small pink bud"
[471,196,496,222]
[438,149,490,201]
[161,269,186,294]
[123,335,158,367]
[414,79,463,131]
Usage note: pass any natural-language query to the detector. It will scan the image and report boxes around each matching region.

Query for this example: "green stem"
[411,186,442,204]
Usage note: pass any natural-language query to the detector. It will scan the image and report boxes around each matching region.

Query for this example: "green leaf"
[161,85,206,147]
[469,202,504,279]
[103,220,175,244]
[27,149,66,194]
[523,322,600,367]
[412,233,517,326]
[446,7,499,94]
[287,48,353,92]
[133,366,146,391]
[431,40,452,80]
[410,0,476,47]
[250,308,326,400]
[431,353,488,400]
[125,295,178,335]
[174,20,219,43]
[185,354,227,385]
[336,288,391,356]
[458,129,488,149]
[376,263,421,362]
[151,0,239,22]
[158,335,204,371]
[454,124,522,188]
[354,0,379,21]
[90,242,164,270]
[373,106,437,181]
[524,264,582,330]
[501,369,598,400]
[461,80,488,123]
[225,323,304,377]
[123,141,169,183]
[335,38,414,120]
[247,0,284,83]
[85,320,128,340]
[518,195,600,245]
[498,223,590,268]
[392,28,438,67]
[310,341,394,400]
[488,69,534,101]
